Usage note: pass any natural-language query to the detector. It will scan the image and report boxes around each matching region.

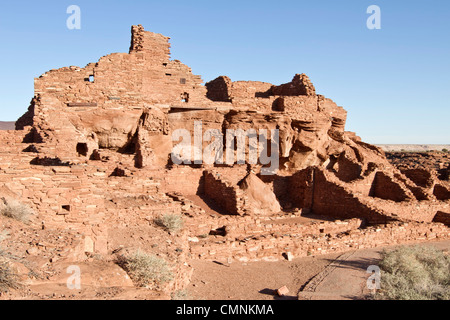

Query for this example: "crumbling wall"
[205,76,232,102]
[185,216,363,242]
[334,151,363,182]
[433,211,450,226]
[288,168,314,209]
[160,167,205,195]
[271,73,316,96]
[401,168,436,188]
[312,169,392,224]
[370,171,415,202]
[205,77,274,111]
[34,25,206,108]
[190,220,449,262]
[433,183,450,200]
[203,170,245,215]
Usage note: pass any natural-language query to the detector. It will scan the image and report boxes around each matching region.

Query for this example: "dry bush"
[0,198,34,224]
[155,214,184,233]
[0,261,21,294]
[0,231,22,293]
[171,289,190,300]
[375,245,450,300]
[119,250,174,289]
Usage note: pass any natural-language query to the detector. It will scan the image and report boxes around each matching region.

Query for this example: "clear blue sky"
[0,0,449,144]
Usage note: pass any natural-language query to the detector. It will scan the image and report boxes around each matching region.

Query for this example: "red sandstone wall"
[312,169,392,224]
[203,171,244,215]
[160,167,205,195]
[288,168,314,209]
[434,183,450,200]
[35,26,207,109]
[370,171,414,202]
[433,211,450,226]
[190,221,449,262]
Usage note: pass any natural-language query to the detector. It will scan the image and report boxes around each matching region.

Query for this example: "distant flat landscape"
[376,144,450,152]
[0,121,15,130]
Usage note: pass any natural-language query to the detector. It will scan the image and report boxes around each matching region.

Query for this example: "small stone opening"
[181,92,189,103]
[209,226,227,237]
[76,143,88,156]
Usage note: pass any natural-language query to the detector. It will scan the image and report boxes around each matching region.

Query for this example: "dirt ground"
[188,240,450,301]
[187,252,341,300]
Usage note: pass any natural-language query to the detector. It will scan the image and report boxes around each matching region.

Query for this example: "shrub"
[375,245,450,300]
[0,198,34,224]
[442,148,448,153]
[120,250,174,289]
[155,214,184,233]
[171,289,191,300]
[0,261,21,294]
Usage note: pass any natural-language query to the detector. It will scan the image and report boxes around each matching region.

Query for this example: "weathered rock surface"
[238,173,281,215]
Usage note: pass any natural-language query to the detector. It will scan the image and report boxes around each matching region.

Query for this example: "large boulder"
[239,173,281,215]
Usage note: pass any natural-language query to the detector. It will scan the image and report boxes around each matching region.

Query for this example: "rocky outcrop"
[238,173,281,215]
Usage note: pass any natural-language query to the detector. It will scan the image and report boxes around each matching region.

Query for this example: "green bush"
[375,245,450,300]
[155,214,184,233]
[120,250,174,289]
[0,198,34,224]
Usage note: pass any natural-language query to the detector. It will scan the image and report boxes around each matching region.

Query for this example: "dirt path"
[299,240,450,300]
[187,252,341,300]
[188,240,450,301]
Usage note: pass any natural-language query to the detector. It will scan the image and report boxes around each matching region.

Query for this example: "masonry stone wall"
[370,171,415,202]
[203,171,245,215]
[433,211,450,226]
[312,169,392,224]
[434,183,450,200]
[190,221,449,262]
[288,168,314,209]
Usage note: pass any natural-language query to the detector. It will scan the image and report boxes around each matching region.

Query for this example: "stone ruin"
[1,25,449,297]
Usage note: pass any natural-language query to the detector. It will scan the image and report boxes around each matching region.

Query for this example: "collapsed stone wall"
[434,183,450,200]
[190,220,449,262]
[286,167,450,224]
[433,211,450,226]
[370,171,415,202]
[185,215,363,242]
[203,170,246,216]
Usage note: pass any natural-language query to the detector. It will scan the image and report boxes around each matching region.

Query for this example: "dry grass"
[0,228,21,293]
[0,261,21,294]
[0,197,34,224]
[171,289,191,300]
[118,250,174,289]
[155,214,184,233]
[375,245,450,300]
